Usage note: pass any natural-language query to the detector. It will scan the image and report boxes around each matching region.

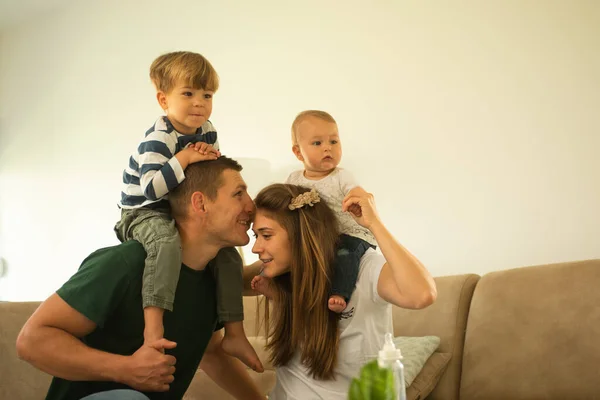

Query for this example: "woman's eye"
[252,233,258,238]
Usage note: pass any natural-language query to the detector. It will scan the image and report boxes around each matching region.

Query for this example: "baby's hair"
[291,110,337,145]
[149,51,219,94]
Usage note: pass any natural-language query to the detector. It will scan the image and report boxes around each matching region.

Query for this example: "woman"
[247,184,437,399]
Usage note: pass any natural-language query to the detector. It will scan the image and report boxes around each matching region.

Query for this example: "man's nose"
[245,196,256,213]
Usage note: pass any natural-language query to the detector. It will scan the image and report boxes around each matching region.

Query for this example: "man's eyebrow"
[233,183,247,192]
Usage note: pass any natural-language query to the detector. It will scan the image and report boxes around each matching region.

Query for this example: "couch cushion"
[0,302,52,400]
[392,273,480,400]
[406,352,451,400]
[460,259,600,400]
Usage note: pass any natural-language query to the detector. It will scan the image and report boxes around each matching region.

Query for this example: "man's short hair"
[169,156,243,220]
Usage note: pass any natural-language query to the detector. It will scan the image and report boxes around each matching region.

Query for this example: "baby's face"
[293,116,342,176]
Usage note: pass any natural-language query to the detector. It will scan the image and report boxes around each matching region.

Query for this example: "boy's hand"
[190,142,221,157]
[184,143,219,165]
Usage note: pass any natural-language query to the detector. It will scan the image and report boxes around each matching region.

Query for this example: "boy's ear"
[292,145,304,162]
[191,191,207,214]
[156,91,168,110]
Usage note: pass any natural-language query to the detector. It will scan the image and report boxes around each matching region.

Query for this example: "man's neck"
[178,223,220,271]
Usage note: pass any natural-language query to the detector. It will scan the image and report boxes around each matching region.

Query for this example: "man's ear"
[156,91,168,111]
[292,145,304,162]
[190,191,207,214]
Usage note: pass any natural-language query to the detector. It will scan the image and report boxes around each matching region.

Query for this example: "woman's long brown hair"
[255,184,341,380]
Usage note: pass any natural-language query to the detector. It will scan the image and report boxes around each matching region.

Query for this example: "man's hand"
[342,186,381,230]
[121,339,177,392]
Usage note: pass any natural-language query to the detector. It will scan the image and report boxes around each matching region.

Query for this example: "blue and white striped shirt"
[119,116,219,209]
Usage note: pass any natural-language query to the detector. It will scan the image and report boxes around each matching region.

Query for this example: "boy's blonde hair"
[291,110,337,145]
[149,51,219,94]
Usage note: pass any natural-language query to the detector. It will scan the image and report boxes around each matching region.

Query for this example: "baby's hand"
[190,142,221,157]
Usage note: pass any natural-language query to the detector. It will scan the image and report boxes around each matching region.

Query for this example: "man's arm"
[199,330,265,400]
[16,293,176,392]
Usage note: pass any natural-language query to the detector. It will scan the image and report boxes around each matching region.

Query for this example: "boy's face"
[157,82,214,134]
[292,116,342,176]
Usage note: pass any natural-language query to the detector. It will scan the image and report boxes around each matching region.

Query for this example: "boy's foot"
[328,295,347,313]
[251,275,275,299]
[221,333,265,373]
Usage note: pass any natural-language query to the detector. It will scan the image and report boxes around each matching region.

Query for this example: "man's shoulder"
[80,241,146,276]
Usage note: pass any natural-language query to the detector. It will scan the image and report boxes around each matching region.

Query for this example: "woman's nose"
[252,240,260,254]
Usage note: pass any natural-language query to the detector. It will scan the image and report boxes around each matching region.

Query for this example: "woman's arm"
[243,260,264,296]
[342,187,437,309]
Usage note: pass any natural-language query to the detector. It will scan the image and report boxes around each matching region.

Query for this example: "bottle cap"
[378,332,403,362]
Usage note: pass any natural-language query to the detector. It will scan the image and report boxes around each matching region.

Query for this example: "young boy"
[285,110,377,313]
[115,51,262,372]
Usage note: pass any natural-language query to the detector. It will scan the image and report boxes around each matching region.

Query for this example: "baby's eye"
[331,140,338,144]
[183,91,193,97]
[204,93,213,99]
[312,141,321,146]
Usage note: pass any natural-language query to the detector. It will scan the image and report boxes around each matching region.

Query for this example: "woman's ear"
[156,91,168,111]
[190,191,206,214]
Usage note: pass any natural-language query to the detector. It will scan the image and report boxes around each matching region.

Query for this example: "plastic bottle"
[377,332,407,400]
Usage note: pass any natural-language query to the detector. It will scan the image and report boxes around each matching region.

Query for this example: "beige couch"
[2,259,599,399]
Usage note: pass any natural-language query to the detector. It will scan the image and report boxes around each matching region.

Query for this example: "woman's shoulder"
[358,249,385,275]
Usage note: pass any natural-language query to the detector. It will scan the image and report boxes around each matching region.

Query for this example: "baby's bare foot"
[221,333,264,373]
[328,295,347,313]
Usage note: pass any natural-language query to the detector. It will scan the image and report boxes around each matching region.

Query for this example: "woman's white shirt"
[269,249,393,399]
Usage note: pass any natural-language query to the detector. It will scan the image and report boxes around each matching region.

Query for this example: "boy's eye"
[312,141,321,146]
[331,140,338,144]
[204,93,213,99]
[183,91,193,97]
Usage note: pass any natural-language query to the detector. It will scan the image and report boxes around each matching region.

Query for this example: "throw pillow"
[392,335,441,387]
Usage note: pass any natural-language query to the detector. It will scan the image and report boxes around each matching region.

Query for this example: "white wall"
[1,0,599,301]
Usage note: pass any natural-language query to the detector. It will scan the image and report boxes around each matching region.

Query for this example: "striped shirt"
[119,116,219,209]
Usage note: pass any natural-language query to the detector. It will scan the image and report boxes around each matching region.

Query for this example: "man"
[16,156,264,400]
